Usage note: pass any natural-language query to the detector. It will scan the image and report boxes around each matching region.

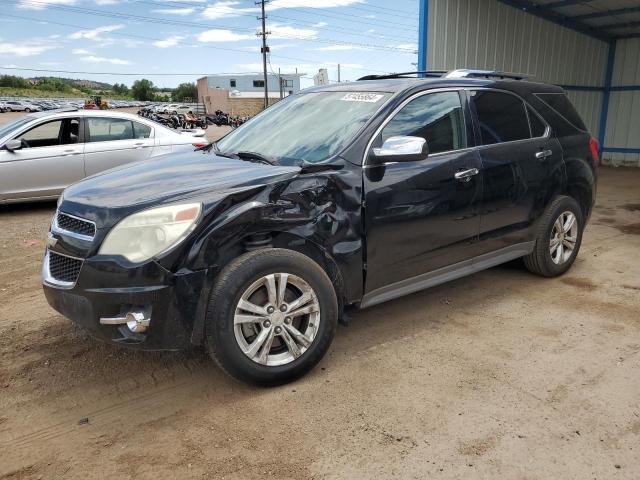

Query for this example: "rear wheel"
[205,249,338,385]
[524,196,583,277]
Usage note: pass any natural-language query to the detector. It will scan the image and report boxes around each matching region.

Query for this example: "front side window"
[14,118,80,148]
[381,91,466,155]
[471,91,530,145]
[216,91,391,163]
[88,118,134,142]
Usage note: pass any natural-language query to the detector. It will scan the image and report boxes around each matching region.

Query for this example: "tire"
[24,108,31,112]
[205,248,338,386]
[523,195,584,277]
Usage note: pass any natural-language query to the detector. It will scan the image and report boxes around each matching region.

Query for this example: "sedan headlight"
[99,203,202,263]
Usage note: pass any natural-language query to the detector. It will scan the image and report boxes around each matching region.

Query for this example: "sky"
[0,0,420,88]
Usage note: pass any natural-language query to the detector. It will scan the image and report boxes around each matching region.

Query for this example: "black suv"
[43,70,599,385]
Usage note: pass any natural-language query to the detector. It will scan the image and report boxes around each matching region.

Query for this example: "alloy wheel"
[549,211,578,265]
[233,273,321,366]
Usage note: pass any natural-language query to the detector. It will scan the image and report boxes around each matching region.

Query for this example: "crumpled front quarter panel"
[189,162,365,303]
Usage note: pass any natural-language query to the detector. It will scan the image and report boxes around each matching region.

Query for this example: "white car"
[0,109,209,203]
[3,100,42,112]
[170,105,196,115]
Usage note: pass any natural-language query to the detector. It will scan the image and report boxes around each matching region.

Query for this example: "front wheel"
[205,249,338,385]
[524,195,584,277]
[24,108,31,112]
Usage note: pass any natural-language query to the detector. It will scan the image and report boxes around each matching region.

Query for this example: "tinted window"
[133,121,152,139]
[527,106,547,137]
[381,91,466,154]
[16,118,80,148]
[471,91,530,145]
[88,118,134,142]
[535,93,587,132]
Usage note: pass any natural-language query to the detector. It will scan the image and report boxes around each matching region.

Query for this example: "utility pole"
[278,67,283,99]
[338,63,341,83]
[256,0,270,109]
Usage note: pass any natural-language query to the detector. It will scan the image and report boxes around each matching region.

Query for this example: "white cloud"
[82,55,131,65]
[268,0,362,9]
[196,29,254,42]
[395,43,418,52]
[312,22,328,28]
[2,64,21,68]
[152,7,195,15]
[40,61,62,66]
[153,35,186,48]
[315,44,366,51]
[0,42,57,57]
[72,48,92,55]
[270,23,317,40]
[95,0,122,4]
[17,0,77,10]
[69,24,125,41]
[202,1,251,19]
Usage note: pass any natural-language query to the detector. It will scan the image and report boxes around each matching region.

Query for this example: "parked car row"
[0,98,152,113]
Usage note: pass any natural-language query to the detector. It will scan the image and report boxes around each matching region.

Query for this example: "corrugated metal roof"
[500,0,640,40]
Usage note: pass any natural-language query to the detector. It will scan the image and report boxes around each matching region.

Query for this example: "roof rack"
[357,69,530,82]
[444,69,530,80]
[357,71,448,81]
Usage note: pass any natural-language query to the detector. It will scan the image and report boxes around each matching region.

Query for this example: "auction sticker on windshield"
[340,93,385,103]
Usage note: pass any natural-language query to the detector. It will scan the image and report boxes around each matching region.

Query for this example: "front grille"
[48,251,83,284]
[56,212,96,238]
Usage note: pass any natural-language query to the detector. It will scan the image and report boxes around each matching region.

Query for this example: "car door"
[363,89,482,296]
[83,117,155,176]
[468,89,563,254]
[0,117,84,201]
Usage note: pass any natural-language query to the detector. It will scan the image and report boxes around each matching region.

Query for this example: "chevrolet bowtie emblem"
[46,233,58,248]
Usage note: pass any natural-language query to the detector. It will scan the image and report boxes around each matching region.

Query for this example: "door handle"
[535,149,553,160]
[454,168,479,182]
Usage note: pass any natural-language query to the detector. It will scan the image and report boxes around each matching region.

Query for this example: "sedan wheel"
[549,211,578,265]
[234,273,321,366]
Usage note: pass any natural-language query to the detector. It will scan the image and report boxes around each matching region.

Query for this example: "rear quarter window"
[534,93,587,133]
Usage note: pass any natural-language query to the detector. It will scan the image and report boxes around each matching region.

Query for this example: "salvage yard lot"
[1,112,639,479]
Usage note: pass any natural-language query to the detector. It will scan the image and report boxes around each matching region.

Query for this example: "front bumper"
[43,252,210,351]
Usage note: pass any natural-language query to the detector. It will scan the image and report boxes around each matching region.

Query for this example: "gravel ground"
[0,110,639,479]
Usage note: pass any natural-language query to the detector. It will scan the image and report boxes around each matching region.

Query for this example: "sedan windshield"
[216,91,391,163]
[0,117,34,140]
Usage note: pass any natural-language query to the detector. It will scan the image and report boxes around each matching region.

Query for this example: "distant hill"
[29,77,113,90]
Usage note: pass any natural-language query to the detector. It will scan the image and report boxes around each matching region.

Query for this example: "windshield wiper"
[234,151,278,165]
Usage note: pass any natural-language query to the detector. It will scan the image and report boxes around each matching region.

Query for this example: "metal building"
[418,0,640,166]
[202,73,302,97]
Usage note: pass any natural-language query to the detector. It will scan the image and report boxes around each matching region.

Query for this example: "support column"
[418,0,428,76]
[598,39,617,157]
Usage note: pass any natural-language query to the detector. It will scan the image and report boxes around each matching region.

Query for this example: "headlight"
[99,203,201,263]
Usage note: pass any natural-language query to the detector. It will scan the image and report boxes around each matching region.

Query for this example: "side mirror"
[4,139,22,152]
[371,136,428,163]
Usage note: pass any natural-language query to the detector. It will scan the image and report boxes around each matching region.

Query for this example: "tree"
[172,82,197,102]
[131,79,156,101]
[112,83,130,96]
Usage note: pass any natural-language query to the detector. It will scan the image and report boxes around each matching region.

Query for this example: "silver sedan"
[0,109,209,204]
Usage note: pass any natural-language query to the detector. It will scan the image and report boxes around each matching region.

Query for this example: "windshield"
[216,91,391,163]
[0,117,34,141]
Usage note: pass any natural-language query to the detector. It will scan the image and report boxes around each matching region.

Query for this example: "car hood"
[59,150,301,226]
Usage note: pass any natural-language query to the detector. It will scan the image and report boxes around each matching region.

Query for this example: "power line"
[131,0,419,42]
[0,14,394,76]
[5,0,416,52]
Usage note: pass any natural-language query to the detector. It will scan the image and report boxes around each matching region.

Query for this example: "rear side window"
[381,91,467,155]
[535,93,587,132]
[527,106,547,137]
[133,121,152,139]
[87,118,134,142]
[470,91,530,145]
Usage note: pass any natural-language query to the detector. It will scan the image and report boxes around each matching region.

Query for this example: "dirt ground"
[1,110,639,479]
